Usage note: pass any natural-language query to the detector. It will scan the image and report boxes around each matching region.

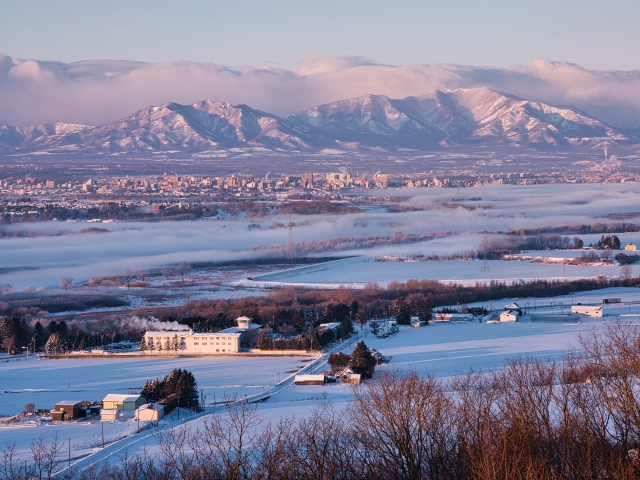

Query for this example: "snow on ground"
[2,183,640,290]
[0,356,306,417]
[2,309,637,467]
[245,256,626,288]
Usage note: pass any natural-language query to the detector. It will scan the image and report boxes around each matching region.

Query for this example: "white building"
[142,316,260,355]
[571,305,603,317]
[500,312,518,322]
[135,403,164,421]
[624,243,637,251]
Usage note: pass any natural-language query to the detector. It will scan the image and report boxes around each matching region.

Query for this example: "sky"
[3,0,640,71]
[2,1,640,127]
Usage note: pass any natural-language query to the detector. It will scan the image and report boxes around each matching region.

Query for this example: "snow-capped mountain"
[288,87,628,148]
[0,88,634,155]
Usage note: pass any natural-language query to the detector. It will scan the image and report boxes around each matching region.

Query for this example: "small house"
[499,312,517,322]
[102,394,146,412]
[571,305,603,317]
[100,409,120,421]
[294,374,326,386]
[135,403,165,421]
[51,400,83,421]
[339,367,362,385]
[624,243,637,251]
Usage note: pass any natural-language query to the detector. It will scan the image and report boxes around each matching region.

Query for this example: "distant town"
[2,156,639,222]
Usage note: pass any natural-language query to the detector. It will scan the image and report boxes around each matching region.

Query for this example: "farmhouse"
[51,400,83,421]
[142,316,260,355]
[102,394,146,412]
[339,367,362,385]
[571,305,603,317]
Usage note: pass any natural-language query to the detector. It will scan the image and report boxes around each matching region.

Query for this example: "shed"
[500,312,517,322]
[571,305,603,317]
[135,403,165,421]
[51,400,83,421]
[100,409,120,421]
[294,374,326,386]
[102,394,146,412]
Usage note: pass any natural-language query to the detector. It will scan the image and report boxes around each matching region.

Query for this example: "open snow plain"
[243,255,634,288]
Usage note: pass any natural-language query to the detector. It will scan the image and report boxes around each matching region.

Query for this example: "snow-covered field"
[3,303,639,470]
[0,356,306,417]
[243,255,631,288]
[1,183,640,290]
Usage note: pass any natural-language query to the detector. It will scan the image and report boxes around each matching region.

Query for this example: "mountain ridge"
[0,88,635,155]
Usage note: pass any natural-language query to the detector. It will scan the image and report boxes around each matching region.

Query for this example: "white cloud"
[1,53,640,127]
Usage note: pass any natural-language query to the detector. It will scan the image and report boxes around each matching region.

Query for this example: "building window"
[194,342,199,345]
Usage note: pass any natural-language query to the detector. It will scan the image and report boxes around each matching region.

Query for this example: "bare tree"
[58,278,73,290]
[24,403,35,414]
[621,264,633,279]
[30,434,64,480]
[600,250,613,263]
[176,262,190,284]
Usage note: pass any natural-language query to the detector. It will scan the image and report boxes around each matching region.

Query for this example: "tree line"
[7,322,640,479]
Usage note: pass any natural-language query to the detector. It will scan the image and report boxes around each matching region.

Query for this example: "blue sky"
[3,0,639,70]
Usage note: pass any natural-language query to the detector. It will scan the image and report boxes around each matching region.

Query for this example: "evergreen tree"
[393,297,412,324]
[164,337,171,351]
[172,335,180,352]
[410,295,432,324]
[140,378,163,402]
[44,333,63,354]
[349,341,376,379]
[139,337,147,352]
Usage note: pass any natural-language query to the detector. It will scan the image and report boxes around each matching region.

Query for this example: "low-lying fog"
[1,183,639,290]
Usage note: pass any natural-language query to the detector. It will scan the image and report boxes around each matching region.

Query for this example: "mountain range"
[0,87,635,155]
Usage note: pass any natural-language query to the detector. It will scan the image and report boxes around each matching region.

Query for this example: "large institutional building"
[142,316,260,355]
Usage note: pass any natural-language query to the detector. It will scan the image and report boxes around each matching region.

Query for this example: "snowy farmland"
[0,355,306,417]
[1,310,632,467]
[242,255,634,288]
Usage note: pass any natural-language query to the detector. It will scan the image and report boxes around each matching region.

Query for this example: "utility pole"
[102,422,104,448]
[68,438,71,466]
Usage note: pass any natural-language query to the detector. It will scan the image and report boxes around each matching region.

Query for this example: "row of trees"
[12,323,640,479]
[139,335,181,353]
[140,369,200,410]
[0,316,125,355]
[507,221,640,236]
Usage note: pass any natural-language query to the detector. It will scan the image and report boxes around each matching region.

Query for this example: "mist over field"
[1,183,640,290]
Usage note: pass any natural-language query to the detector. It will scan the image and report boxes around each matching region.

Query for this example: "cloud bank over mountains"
[2,53,640,129]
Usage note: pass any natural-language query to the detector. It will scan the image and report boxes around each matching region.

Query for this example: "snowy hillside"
[0,88,635,154]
